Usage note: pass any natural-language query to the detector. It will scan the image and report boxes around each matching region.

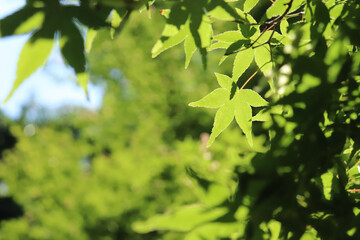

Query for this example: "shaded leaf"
[60,21,86,73]
[224,39,251,55]
[60,21,88,95]
[0,7,43,37]
[67,6,110,29]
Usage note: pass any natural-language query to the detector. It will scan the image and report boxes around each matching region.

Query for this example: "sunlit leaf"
[268,220,281,240]
[206,0,242,21]
[244,0,259,12]
[240,89,269,107]
[152,27,187,58]
[139,0,156,18]
[77,72,89,99]
[266,0,305,19]
[189,88,228,108]
[254,45,272,76]
[85,29,97,53]
[213,31,244,42]
[208,41,231,51]
[215,72,234,90]
[321,172,333,200]
[4,29,54,102]
[253,109,271,122]
[280,19,289,35]
[232,47,255,81]
[234,96,253,145]
[184,36,197,69]
[208,100,235,147]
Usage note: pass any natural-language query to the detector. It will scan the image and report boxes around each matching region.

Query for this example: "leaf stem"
[239,62,271,90]
[240,70,259,90]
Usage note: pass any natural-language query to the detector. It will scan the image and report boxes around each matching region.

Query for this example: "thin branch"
[226,0,295,56]
[267,0,294,26]
[250,24,275,48]
[347,189,360,192]
[224,24,275,56]
[286,11,305,18]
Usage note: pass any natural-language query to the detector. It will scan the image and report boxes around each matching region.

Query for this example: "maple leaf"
[189,73,268,147]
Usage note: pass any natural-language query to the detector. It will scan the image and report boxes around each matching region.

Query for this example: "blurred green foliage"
[0,9,256,240]
[0,0,360,239]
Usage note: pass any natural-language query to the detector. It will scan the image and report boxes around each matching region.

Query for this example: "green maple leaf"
[152,0,244,68]
[189,73,268,147]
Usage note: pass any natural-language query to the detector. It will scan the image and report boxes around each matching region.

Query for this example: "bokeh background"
[0,1,265,239]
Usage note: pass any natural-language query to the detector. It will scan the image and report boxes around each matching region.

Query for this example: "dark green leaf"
[0,7,43,37]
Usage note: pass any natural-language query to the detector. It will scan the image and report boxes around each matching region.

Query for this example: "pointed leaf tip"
[77,72,89,100]
[207,101,235,147]
[239,89,268,107]
[215,72,233,90]
[4,29,54,103]
[189,88,228,108]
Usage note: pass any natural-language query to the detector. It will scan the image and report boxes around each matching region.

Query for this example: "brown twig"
[347,189,360,192]
[250,24,275,48]
[252,30,276,49]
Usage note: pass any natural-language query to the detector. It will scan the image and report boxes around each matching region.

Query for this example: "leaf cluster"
[1,0,360,239]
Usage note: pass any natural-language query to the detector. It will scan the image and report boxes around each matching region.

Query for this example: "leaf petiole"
[239,61,271,90]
